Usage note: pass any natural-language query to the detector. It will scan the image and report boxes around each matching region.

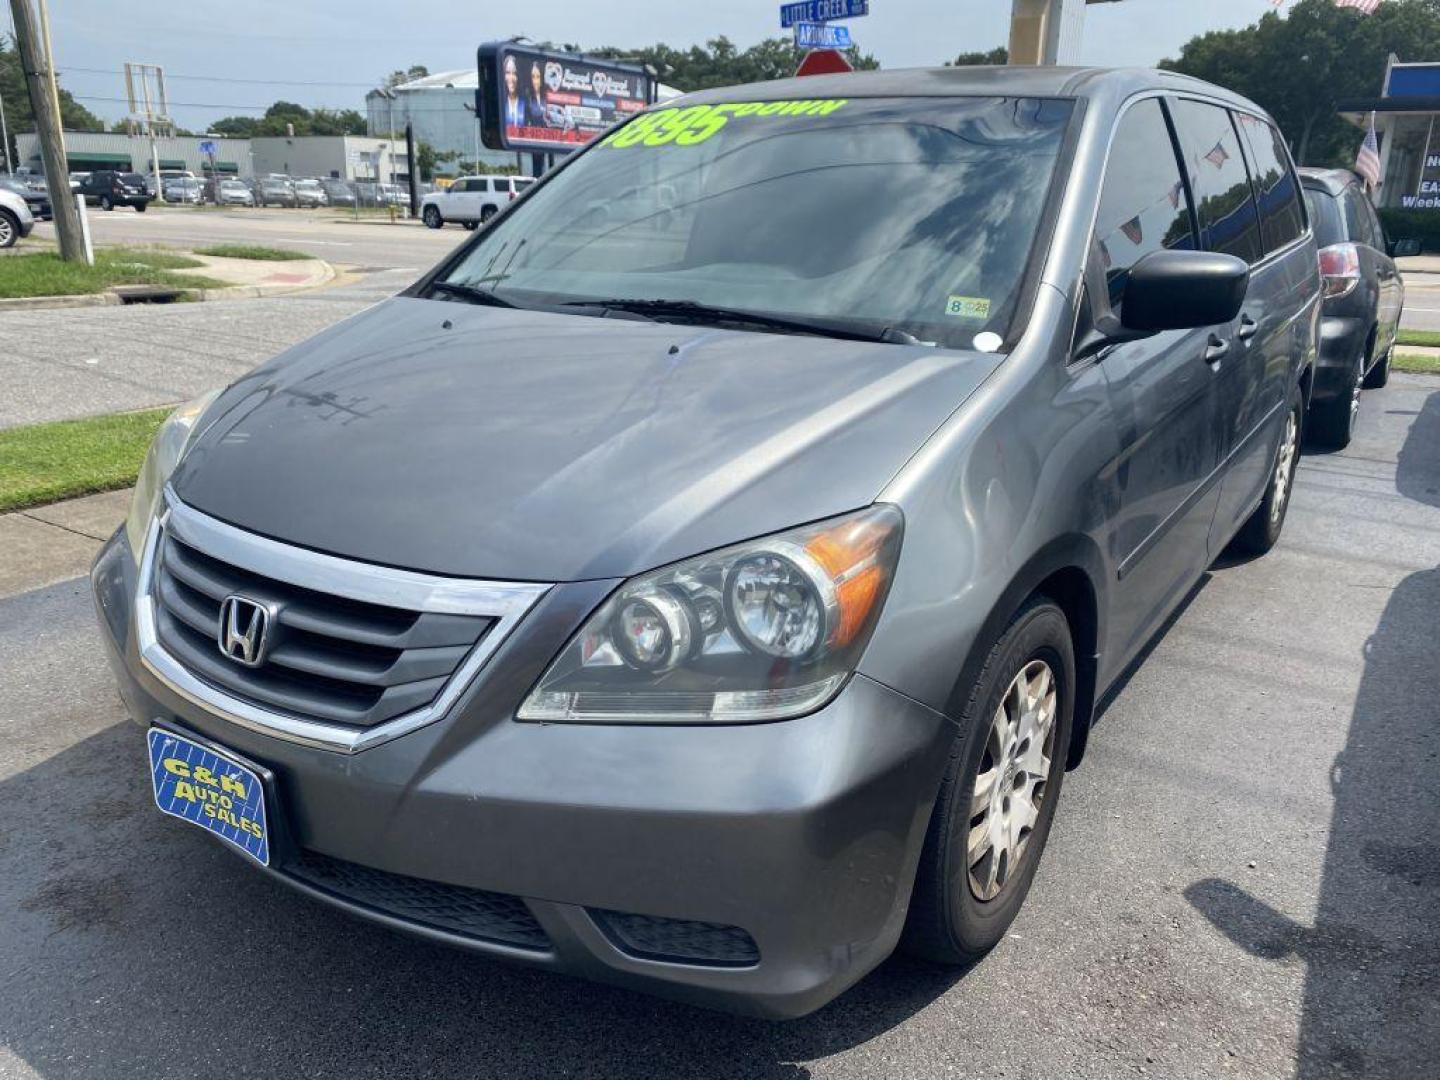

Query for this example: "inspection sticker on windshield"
[601,99,848,148]
[147,728,270,866]
[945,295,991,320]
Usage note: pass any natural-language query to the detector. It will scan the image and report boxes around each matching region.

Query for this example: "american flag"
[1354,112,1383,190]
[1204,141,1230,168]
[1335,0,1381,13]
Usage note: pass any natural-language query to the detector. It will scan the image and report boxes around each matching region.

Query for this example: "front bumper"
[92,528,954,1018]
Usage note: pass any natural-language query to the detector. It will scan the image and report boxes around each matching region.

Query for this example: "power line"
[60,66,382,89]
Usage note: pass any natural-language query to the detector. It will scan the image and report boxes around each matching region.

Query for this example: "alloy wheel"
[1348,359,1363,437]
[967,659,1058,902]
[0,214,13,247]
[1270,409,1299,523]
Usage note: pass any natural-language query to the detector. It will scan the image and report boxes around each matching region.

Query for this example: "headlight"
[124,388,223,560]
[518,505,903,724]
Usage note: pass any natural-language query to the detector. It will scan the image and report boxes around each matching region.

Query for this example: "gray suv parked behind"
[1299,167,1415,448]
[94,67,1321,1018]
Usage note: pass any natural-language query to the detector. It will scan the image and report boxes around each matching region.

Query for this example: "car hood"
[174,297,1000,582]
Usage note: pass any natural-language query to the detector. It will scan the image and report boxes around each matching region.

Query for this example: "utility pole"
[8,0,85,259]
[0,86,12,175]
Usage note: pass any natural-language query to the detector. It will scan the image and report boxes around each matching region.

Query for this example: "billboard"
[477,44,656,154]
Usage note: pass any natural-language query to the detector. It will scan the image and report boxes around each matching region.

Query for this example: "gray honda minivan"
[94,66,1320,1018]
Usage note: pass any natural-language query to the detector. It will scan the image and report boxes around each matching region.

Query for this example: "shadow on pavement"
[1185,387,1440,1077]
[0,720,965,1080]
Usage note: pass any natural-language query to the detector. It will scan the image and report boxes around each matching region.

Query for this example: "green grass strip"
[0,407,172,512]
[1393,352,1440,375]
[195,244,310,261]
[1395,329,1440,349]
[0,248,219,298]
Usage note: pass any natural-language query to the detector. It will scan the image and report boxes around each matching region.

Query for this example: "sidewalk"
[0,489,129,599]
[173,253,335,297]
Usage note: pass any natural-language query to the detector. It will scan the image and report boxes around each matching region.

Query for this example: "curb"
[0,258,336,312]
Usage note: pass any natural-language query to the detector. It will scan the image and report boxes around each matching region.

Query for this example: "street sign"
[780,0,868,28]
[198,139,218,156]
[795,49,854,77]
[794,22,852,49]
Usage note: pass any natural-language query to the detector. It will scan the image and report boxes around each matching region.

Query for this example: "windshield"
[436,96,1072,347]
[121,174,146,186]
[296,180,320,190]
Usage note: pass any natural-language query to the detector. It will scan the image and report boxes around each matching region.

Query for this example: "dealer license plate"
[147,728,270,866]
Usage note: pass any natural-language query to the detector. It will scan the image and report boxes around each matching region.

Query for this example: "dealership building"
[11,130,410,184]
[1340,58,1440,209]
[13,130,253,178]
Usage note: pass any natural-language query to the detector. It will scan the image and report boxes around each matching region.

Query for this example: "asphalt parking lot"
[1,362,1436,1077]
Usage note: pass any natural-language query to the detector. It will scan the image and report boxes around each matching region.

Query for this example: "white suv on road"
[0,185,35,248]
[420,175,535,230]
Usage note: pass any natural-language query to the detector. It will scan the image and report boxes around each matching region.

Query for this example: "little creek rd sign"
[780,0,869,28]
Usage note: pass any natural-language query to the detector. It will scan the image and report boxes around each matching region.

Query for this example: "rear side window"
[1094,98,1194,310]
[1234,113,1305,254]
[1305,187,1346,248]
[1341,185,1379,248]
[1170,99,1263,265]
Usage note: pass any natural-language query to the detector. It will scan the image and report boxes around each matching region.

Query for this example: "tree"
[949,46,1008,66]
[1162,0,1440,166]
[0,32,105,167]
[383,65,430,89]
[208,103,366,139]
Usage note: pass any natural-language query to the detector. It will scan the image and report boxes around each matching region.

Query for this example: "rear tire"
[1230,384,1303,556]
[481,205,497,223]
[0,208,18,249]
[1363,344,1391,389]
[902,597,1074,965]
[463,221,479,231]
[134,202,147,213]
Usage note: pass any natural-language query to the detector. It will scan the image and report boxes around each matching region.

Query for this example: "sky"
[10,0,1282,131]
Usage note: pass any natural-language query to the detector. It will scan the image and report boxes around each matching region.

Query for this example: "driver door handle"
[1204,334,1230,365]
[1236,315,1259,341]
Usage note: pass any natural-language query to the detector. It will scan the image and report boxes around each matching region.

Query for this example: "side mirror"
[1389,237,1421,258]
[1121,249,1250,333]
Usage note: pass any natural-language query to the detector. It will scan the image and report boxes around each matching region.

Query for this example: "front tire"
[902,597,1074,964]
[0,208,17,249]
[134,202,147,213]
[99,195,114,211]
[1230,385,1303,556]
[422,205,443,229]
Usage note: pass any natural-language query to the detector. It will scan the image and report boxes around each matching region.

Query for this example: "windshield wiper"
[559,297,909,344]
[429,280,516,308]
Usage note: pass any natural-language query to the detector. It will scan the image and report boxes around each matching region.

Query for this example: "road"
[4,206,467,430]
[1,371,1437,1078]
[1400,273,1440,332]
[28,204,464,271]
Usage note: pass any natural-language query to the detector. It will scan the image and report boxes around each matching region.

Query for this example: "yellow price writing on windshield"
[601,100,849,149]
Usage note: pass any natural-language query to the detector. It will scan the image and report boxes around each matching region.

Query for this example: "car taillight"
[1318,242,1360,300]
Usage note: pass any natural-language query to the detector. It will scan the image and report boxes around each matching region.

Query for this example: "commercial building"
[250,135,409,183]
[366,71,513,171]
[13,130,252,177]
[1340,58,1440,210]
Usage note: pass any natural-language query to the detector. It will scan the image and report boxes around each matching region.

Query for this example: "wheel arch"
[942,535,1107,771]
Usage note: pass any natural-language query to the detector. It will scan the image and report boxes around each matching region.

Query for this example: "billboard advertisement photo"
[478,44,656,154]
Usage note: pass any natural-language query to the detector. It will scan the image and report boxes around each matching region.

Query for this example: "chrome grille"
[153,529,492,729]
[136,493,551,753]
